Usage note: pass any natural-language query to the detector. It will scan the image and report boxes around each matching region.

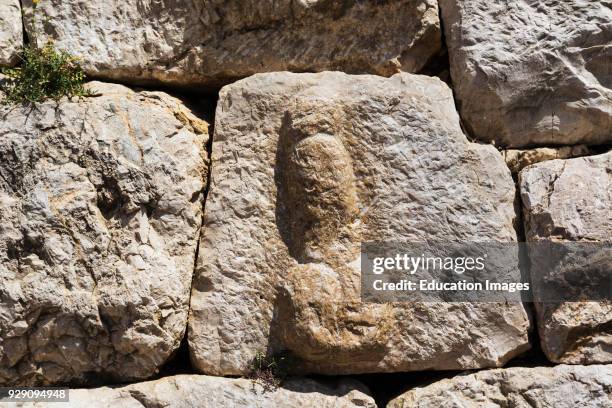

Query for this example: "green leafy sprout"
[1,0,92,105]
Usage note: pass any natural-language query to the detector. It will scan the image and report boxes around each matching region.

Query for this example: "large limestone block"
[388,364,612,407]
[520,151,612,364]
[521,152,611,242]
[0,82,209,385]
[0,0,23,66]
[22,0,440,88]
[440,0,612,148]
[18,375,376,408]
[189,72,530,376]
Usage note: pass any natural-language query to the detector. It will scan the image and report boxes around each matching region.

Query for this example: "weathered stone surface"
[521,152,611,242]
[189,72,530,376]
[440,0,612,148]
[0,82,209,385]
[0,0,23,66]
[22,0,440,88]
[503,145,595,174]
[17,375,375,408]
[388,364,612,408]
[520,151,612,364]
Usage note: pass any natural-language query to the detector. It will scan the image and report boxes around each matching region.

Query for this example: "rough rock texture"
[520,151,612,364]
[521,152,611,242]
[22,0,440,88]
[503,145,595,174]
[189,72,530,376]
[440,0,612,148]
[0,0,23,66]
[0,82,209,385]
[19,375,376,408]
[388,364,612,407]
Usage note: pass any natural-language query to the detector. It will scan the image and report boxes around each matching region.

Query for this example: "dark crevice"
[18,0,29,47]
[504,141,612,151]
[349,370,463,407]
[416,8,450,85]
[354,339,551,407]
[155,330,194,379]
[96,175,125,220]
[505,318,552,369]
[156,217,202,378]
[6,233,50,265]
[89,75,225,98]
[588,143,612,156]
[508,152,547,368]
[432,1,478,146]
[155,91,218,378]
[504,142,575,371]
[512,171,526,240]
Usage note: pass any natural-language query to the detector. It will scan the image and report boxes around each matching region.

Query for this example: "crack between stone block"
[18,0,29,47]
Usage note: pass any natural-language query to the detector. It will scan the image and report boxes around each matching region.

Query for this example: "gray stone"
[188,72,530,376]
[520,151,612,363]
[22,0,441,88]
[0,82,209,385]
[440,0,612,147]
[16,375,376,408]
[388,364,612,408]
[0,0,23,66]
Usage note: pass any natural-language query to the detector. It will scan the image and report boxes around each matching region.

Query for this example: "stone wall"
[0,0,610,406]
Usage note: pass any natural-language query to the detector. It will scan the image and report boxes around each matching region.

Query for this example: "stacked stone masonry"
[0,0,610,406]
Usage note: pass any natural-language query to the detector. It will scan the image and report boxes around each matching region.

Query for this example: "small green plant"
[1,0,91,105]
[1,43,91,105]
[247,351,293,393]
